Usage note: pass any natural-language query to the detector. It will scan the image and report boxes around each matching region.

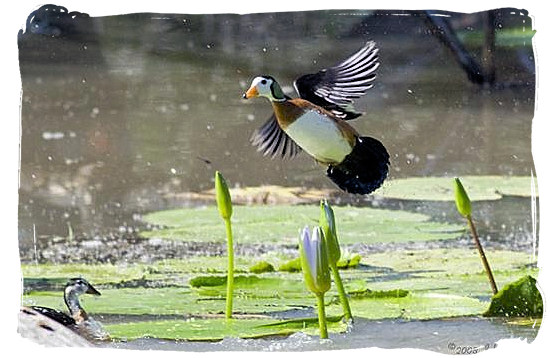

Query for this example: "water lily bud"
[319,199,341,266]
[215,171,232,220]
[454,177,472,217]
[299,226,331,295]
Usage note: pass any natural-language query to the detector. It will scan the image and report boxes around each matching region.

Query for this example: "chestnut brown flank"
[272,98,358,146]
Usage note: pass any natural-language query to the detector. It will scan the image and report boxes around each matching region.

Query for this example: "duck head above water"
[64,277,101,322]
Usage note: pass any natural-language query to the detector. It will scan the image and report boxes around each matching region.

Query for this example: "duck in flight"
[243,41,389,195]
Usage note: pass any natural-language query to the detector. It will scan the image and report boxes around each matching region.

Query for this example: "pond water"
[106,317,537,353]
[17,6,539,353]
[18,8,535,241]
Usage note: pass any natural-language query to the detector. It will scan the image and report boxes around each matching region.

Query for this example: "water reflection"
[18,7,535,243]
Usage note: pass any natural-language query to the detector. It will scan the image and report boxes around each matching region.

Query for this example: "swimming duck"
[243,41,389,195]
[26,277,110,341]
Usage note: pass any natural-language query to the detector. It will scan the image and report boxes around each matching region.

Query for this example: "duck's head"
[65,277,101,298]
[243,76,285,101]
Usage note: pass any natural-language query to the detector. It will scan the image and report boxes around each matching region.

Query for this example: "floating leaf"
[379,176,536,201]
[105,316,347,341]
[327,292,488,320]
[141,205,463,244]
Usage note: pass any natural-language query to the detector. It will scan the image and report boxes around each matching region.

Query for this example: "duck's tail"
[326,136,390,195]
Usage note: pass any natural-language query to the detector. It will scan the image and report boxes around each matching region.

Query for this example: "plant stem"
[225,218,234,319]
[467,215,498,295]
[330,263,353,322]
[316,293,328,339]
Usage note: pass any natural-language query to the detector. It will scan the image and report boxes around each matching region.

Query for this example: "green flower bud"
[319,199,341,266]
[215,171,232,220]
[299,226,331,295]
[454,177,472,217]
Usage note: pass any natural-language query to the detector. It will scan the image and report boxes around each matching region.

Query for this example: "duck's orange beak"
[243,85,259,99]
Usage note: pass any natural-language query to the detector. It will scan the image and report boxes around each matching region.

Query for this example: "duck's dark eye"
[260,79,267,85]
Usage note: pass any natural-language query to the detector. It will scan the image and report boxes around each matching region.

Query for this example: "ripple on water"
[106,317,539,353]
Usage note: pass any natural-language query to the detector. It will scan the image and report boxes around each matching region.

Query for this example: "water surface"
[18,9,536,241]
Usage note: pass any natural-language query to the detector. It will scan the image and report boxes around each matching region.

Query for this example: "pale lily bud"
[454,177,472,217]
[299,226,331,295]
[319,199,341,266]
[215,171,232,220]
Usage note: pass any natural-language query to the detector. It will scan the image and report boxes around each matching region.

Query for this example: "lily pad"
[22,286,309,316]
[363,248,536,276]
[105,316,347,341]
[378,176,536,201]
[327,292,488,320]
[21,256,273,289]
[141,205,463,244]
[188,274,314,300]
[344,248,538,299]
[21,248,538,331]
[20,263,154,287]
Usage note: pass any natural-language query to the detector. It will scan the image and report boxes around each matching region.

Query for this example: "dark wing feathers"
[250,114,302,159]
[250,42,379,158]
[293,41,379,120]
[29,306,76,327]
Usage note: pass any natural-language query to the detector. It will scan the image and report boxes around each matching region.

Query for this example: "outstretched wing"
[293,41,379,120]
[250,114,302,159]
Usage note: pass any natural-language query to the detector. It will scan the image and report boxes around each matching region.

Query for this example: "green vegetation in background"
[457,28,536,48]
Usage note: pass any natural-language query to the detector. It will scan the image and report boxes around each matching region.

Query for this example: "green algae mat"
[22,248,538,341]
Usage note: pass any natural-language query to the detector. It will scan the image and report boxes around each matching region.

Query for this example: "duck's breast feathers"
[78,318,111,341]
[277,99,358,164]
[293,41,379,119]
[284,109,354,164]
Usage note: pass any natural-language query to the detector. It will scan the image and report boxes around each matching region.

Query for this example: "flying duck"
[25,277,110,341]
[243,41,389,195]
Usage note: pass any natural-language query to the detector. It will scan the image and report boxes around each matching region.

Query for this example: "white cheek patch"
[250,77,273,98]
[251,77,264,88]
